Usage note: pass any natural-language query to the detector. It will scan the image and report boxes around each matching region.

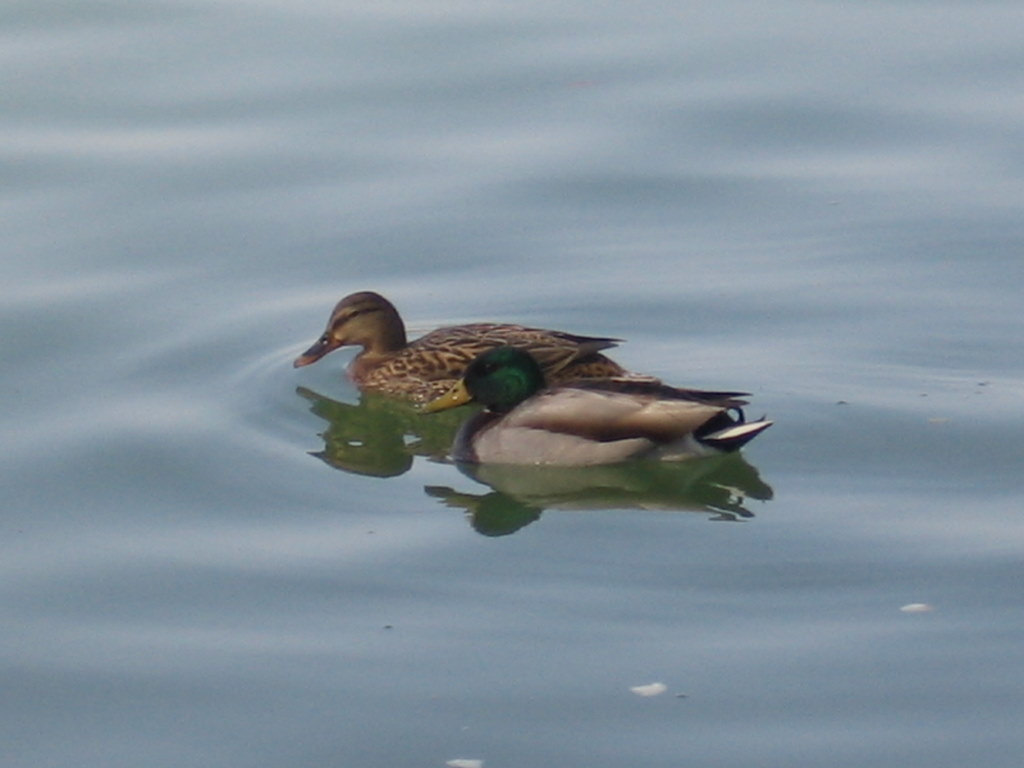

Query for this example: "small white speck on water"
[446,760,483,768]
[630,682,668,697]
[900,603,934,613]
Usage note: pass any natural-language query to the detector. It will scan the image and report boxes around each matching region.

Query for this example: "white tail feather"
[707,419,773,442]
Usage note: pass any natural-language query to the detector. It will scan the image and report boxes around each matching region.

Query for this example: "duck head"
[294,291,408,368]
[423,346,546,414]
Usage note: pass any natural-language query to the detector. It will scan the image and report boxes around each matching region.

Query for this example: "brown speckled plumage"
[294,292,630,403]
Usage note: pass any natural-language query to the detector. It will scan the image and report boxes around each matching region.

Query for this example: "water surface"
[3,1,1023,766]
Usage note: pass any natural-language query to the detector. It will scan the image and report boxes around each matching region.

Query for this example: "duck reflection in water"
[296,386,466,477]
[428,455,773,536]
[298,386,772,536]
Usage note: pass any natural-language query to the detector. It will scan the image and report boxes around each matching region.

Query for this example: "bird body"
[295,292,627,402]
[423,347,771,466]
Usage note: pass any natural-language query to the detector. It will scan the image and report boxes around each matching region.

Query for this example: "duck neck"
[348,309,407,380]
[362,304,408,355]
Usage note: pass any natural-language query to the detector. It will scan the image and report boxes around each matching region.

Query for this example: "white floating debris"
[446,760,483,768]
[900,603,934,613]
[630,682,668,697]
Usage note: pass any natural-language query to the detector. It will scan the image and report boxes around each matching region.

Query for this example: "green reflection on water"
[297,386,468,477]
[431,457,774,536]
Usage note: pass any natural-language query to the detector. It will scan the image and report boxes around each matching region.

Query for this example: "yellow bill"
[421,379,473,413]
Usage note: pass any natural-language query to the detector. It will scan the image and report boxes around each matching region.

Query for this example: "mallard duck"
[294,291,630,402]
[422,346,772,466]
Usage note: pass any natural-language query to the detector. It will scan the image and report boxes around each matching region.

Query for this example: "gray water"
[3,2,1024,766]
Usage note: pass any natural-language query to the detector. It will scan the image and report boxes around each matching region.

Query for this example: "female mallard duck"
[294,291,630,402]
[422,346,772,466]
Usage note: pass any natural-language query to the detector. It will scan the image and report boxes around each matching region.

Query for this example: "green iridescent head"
[423,346,546,414]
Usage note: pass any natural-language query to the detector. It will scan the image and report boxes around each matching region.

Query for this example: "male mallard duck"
[294,291,630,402]
[422,346,772,466]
